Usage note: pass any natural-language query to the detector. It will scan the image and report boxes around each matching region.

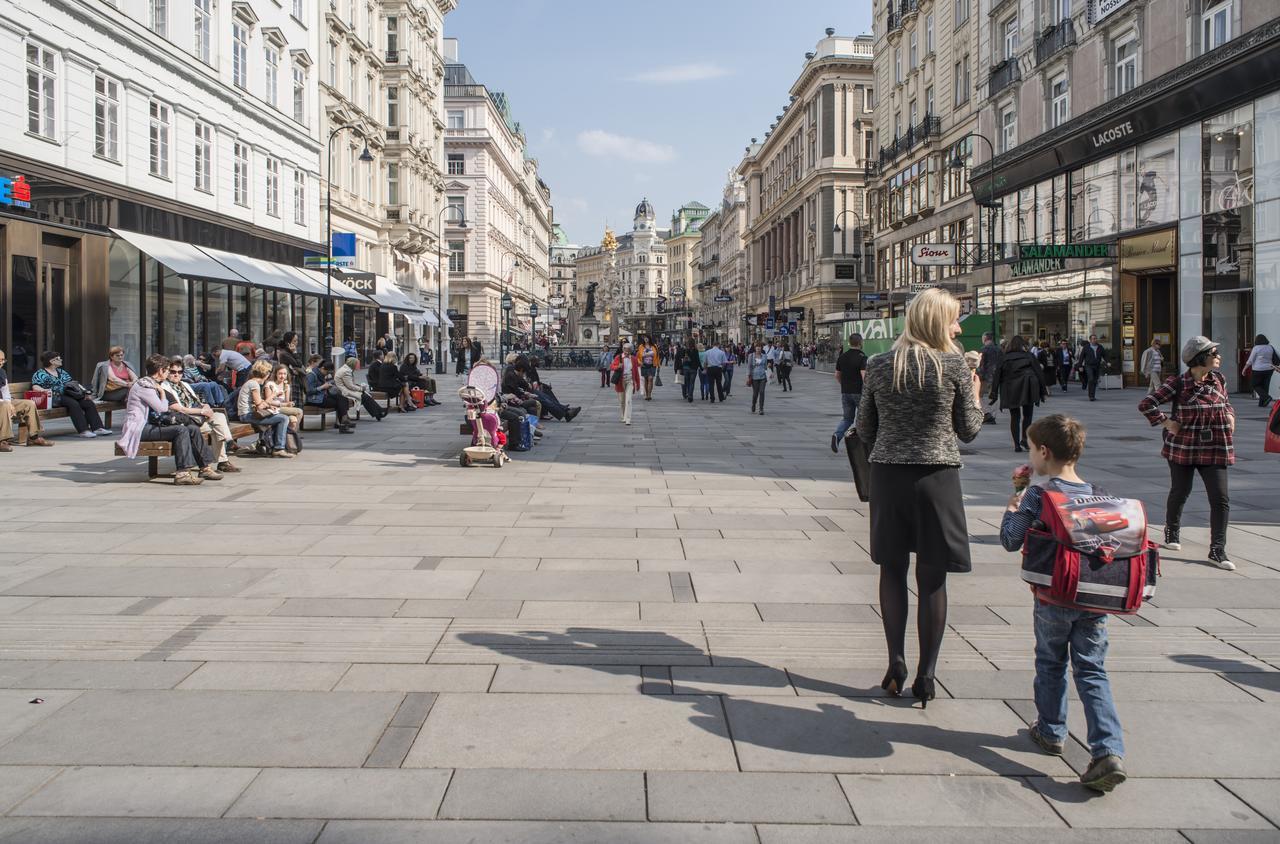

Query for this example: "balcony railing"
[988,58,1022,98]
[877,115,942,167]
[1035,19,1076,66]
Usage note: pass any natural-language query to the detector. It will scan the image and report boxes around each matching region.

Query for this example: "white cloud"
[577,130,676,164]
[540,127,556,144]
[627,63,731,84]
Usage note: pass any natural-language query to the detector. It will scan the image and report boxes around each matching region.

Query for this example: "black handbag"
[63,381,88,401]
[610,368,622,386]
[149,410,199,427]
[844,430,872,502]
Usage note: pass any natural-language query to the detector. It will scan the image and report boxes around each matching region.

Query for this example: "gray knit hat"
[1181,335,1218,365]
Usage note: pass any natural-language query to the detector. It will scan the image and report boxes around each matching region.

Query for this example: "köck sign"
[910,243,957,266]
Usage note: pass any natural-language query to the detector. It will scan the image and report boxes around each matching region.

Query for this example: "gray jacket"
[90,359,138,400]
[855,350,984,466]
[334,363,366,402]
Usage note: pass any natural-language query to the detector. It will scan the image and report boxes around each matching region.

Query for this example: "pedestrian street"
[0,366,1277,842]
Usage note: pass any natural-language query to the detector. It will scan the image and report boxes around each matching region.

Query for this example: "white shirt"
[1245,344,1276,371]
[219,349,252,370]
[704,347,727,368]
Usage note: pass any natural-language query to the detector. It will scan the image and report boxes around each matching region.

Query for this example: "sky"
[443,0,873,246]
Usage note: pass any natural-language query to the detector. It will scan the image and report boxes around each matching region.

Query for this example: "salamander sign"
[1019,244,1113,260]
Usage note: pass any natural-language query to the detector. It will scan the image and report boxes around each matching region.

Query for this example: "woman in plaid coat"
[1138,335,1236,570]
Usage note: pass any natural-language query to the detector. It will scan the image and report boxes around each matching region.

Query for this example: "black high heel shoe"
[881,662,908,697]
[911,676,936,708]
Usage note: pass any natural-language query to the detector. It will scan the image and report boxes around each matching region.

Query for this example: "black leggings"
[58,395,104,433]
[879,560,948,679]
[1009,404,1034,446]
[1166,463,1229,550]
[1251,369,1273,406]
[311,393,352,423]
[778,365,792,391]
[751,379,766,411]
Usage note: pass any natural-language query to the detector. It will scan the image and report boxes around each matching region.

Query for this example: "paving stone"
[0,689,82,746]
[936,669,1259,702]
[238,570,480,599]
[489,665,646,694]
[469,571,675,602]
[396,599,523,618]
[431,621,709,665]
[271,598,405,616]
[227,768,452,819]
[1030,777,1272,829]
[671,666,795,696]
[403,693,739,770]
[1219,779,1280,826]
[0,690,400,767]
[335,664,495,692]
[0,767,60,813]
[176,662,350,691]
[756,826,1187,843]
[838,774,1064,826]
[316,820,760,843]
[141,598,286,615]
[17,597,145,615]
[0,818,324,843]
[437,769,645,821]
[12,765,259,817]
[691,573,879,604]
[1,567,271,598]
[0,660,198,690]
[648,771,854,823]
[168,616,448,662]
[641,603,760,621]
[756,603,879,623]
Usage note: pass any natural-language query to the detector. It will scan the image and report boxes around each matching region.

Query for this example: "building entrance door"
[1205,290,1253,394]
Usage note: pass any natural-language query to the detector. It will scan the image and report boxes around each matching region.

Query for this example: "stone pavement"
[0,365,1277,843]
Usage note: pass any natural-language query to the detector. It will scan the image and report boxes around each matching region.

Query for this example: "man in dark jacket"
[978,332,1001,425]
[1079,334,1107,401]
[1055,340,1074,393]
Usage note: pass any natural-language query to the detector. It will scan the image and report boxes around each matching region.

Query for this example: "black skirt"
[868,462,971,572]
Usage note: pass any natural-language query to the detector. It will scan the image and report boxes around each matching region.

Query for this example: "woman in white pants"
[611,342,641,425]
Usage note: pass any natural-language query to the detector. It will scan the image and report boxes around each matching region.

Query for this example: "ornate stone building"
[549,223,579,342]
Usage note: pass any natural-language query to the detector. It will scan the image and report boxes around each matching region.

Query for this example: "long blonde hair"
[891,287,961,391]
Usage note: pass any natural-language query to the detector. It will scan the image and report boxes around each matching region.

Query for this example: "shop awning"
[369,276,427,316]
[194,245,312,295]
[408,311,438,327]
[436,310,454,328]
[110,229,250,285]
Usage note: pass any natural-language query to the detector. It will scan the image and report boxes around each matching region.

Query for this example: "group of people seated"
[500,353,582,425]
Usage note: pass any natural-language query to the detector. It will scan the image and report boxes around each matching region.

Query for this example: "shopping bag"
[844,430,872,502]
[409,388,426,409]
[24,391,48,410]
[675,373,683,385]
[1266,401,1280,454]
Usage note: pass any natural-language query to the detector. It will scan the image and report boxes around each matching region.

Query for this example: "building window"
[864,87,875,111]
[347,58,357,101]
[265,157,279,217]
[348,145,357,195]
[955,0,969,25]
[328,40,337,87]
[386,163,399,205]
[25,42,56,139]
[292,62,306,123]
[909,31,917,67]
[925,13,934,53]
[365,74,374,115]
[234,142,250,206]
[232,21,249,89]
[999,103,1017,153]
[293,168,305,224]
[1003,16,1019,60]
[365,2,373,44]
[953,56,970,105]
[1050,74,1069,128]
[150,0,167,37]
[194,121,212,192]
[448,241,465,273]
[194,0,213,63]
[448,109,464,129]
[384,85,398,127]
[1115,32,1138,95]
[264,44,279,107]
[864,130,875,161]
[292,0,302,22]
[386,15,398,54]
[149,100,170,177]
[94,74,120,160]
[925,85,934,117]
[447,153,464,175]
[894,47,902,83]
[1202,1,1231,52]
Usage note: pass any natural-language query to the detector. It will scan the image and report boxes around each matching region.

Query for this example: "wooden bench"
[11,382,125,429]
[301,404,331,431]
[369,391,395,410]
[113,421,258,479]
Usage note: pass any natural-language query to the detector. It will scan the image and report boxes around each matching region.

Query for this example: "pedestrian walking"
[855,287,984,706]
[638,335,661,400]
[777,344,794,391]
[746,341,770,415]
[1055,340,1074,393]
[611,342,640,425]
[831,333,867,452]
[470,338,483,372]
[597,343,613,388]
[704,341,727,403]
[1139,335,1236,570]
[1079,334,1107,401]
[723,345,737,397]
[989,335,1048,452]
[1242,333,1279,407]
[978,332,1000,425]
[676,338,700,403]
[454,337,467,376]
[697,343,710,400]
[1139,338,1166,393]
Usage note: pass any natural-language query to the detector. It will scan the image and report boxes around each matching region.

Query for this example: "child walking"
[1000,414,1127,793]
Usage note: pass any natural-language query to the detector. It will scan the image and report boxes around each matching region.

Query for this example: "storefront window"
[10,256,39,381]
[161,268,190,357]
[1119,149,1137,232]
[1136,132,1179,227]
[206,283,229,352]
[1256,92,1280,204]
[250,288,265,342]
[1051,175,1067,243]
[108,240,141,370]
[305,296,319,355]
[1203,105,1255,291]
[1081,156,1119,240]
[233,285,250,337]
[144,257,159,361]
[1017,187,1035,244]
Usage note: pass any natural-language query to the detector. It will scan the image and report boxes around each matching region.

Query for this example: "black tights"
[1009,403,1034,447]
[879,560,949,679]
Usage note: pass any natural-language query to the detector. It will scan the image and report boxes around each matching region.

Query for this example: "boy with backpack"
[999,414,1127,793]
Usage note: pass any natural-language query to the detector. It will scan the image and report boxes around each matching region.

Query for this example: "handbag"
[25,391,49,410]
[63,381,88,401]
[610,368,622,386]
[149,410,195,427]
[844,430,872,502]
[675,373,683,385]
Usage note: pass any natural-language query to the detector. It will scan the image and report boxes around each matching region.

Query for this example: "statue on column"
[583,282,599,318]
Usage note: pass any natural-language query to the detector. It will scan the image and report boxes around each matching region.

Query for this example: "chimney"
[443,38,459,63]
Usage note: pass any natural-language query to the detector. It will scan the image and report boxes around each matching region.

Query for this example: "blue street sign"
[765,317,775,331]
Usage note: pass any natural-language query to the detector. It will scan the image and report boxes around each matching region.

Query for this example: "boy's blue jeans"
[1033,602,1124,759]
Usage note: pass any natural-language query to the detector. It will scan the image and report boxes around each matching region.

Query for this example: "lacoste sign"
[1090,121,1134,150]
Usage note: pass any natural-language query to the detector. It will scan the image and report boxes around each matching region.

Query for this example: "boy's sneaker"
[1207,547,1236,571]
[1162,526,1181,551]
[1080,755,1127,793]
[1028,721,1065,755]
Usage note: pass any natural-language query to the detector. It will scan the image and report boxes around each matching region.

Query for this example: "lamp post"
[494,249,520,363]
[949,132,1000,341]
[325,123,373,360]
[833,209,866,319]
[435,202,467,374]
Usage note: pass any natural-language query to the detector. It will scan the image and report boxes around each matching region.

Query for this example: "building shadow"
[456,626,1060,780]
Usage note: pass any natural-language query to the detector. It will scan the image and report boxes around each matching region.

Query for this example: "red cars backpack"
[1020,480,1159,614]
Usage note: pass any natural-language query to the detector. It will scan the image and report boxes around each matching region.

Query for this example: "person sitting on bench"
[237,360,294,458]
[335,355,388,421]
[0,349,52,450]
[304,356,356,433]
[160,358,239,473]
[118,354,221,485]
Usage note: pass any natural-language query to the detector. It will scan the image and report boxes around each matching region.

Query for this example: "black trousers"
[1057,365,1072,391]
[58,395,104,433]
[777,364,792,390]
[1084,365,1100,398]
[706,366,725,402]
[311,393,352,423]
[1167,463,1229,550]
[1009,404,1034,447]
[141,423,212,471]
[751,379,766,411]
[1250,369,1273,406]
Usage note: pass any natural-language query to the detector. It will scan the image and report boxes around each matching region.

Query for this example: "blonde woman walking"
[855,287,984,706]
[610,342,641,425]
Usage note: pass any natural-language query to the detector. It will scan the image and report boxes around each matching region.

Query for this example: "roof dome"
[634,197,655,219]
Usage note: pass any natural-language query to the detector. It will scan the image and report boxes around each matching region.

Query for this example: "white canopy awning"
[193,245,310,295]
[437,310,454,328]
[110,229,250,285]
[369,276,427,316]
[408,311,438,327]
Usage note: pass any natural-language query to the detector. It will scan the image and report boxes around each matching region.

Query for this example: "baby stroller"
[458,362,508,469]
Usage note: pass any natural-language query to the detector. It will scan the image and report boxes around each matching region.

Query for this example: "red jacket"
[610,354,641,392]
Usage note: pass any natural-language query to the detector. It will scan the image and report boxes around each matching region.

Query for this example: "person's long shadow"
[1168,653,1280,698]
[457,626,1066,779]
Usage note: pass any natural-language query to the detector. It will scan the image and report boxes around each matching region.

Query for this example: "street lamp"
[949,132,1000,342]
[325,123,373,359]
[500,290,514,360]
[833,210,866,318]
[435,202,467,374]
